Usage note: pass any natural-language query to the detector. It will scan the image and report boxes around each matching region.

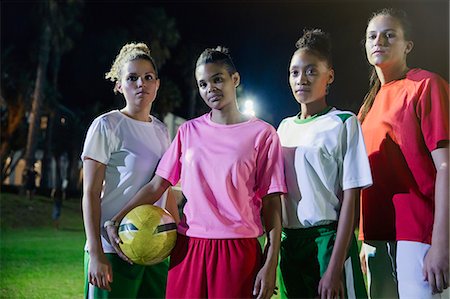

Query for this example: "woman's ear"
[328,69,335,85]
[116,82,123,94]
[405,41,414,55]
[232,72,241,87]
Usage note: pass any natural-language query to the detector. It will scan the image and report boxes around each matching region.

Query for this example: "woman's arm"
[318,188,360,299]
[82,158,112,291]
[253,193,282,299]
[105,174,171,262]
[424,144,449,294]
[165,187,180,225]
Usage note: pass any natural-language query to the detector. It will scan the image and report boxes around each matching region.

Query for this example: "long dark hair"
[359,8,412,123]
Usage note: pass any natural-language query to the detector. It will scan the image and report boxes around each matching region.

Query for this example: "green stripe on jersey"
[336,113,352,123]
[294,106,333,124]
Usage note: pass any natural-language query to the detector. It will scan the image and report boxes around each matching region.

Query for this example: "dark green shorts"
[278,223,367,299]
[84,252,168,299]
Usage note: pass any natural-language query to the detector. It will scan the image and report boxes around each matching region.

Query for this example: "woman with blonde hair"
[82,42,179,298]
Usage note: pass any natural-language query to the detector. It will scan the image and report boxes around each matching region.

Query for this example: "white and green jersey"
[277,107,372,228]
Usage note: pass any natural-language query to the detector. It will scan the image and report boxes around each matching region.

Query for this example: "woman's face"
[195,62,240,111]
[365,15,413,69]
[288,49,334,105]
[117,59,160,111]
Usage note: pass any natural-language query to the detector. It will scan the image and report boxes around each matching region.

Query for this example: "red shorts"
[166,234,263,298]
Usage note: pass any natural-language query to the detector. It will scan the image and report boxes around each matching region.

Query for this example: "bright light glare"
[242,99,256,116]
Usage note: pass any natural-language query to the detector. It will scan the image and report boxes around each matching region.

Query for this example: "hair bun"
[296,29,331,52]
[196,45,237,74]
[295,28,333,67]
[105,42,157,93]
[214,46,230,55]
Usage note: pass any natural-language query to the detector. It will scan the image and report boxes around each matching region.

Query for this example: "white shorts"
[397,241,448,299]
[363,240,449,299]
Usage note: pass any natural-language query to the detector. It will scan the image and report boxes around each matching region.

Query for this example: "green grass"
[0,192,85,299]
[0,192,365,298]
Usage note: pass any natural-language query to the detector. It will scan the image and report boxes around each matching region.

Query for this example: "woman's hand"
[318,267,345,299]
[105,225,133,264]
[88,252,113,291]
[423,243,449,294]
[253,264,277,299]
[255,193,282,299]
[359,247,367,275]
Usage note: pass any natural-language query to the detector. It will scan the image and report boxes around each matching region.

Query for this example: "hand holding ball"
[118,205,177,265]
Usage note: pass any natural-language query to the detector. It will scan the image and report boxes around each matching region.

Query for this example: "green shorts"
[278,223,367,299]
[84,252,168,299]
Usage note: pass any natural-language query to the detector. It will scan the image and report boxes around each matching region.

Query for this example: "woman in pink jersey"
[358,8,449,299]
[105,46,286,299]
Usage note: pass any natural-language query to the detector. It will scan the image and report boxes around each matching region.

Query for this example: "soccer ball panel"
[118,204,177,265]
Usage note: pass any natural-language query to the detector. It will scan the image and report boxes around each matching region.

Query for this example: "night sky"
[3,0,449,127]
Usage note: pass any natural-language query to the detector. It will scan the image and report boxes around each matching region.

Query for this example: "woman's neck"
[120,106,152,122]
[375,63,410,85]
[210,105,249,125]
[299,99,328,119]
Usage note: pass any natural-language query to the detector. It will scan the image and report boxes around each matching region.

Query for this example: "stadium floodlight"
[242,98,256,116]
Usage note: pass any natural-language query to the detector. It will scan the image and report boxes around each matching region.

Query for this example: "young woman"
[105,47,286,299]
[358,8,449,299]
[277,29,372,299]
[81,42,179,298]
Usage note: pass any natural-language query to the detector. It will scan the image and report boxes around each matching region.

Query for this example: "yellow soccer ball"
[118,204,177,265]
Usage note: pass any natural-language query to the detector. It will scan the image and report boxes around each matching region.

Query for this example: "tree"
[23,1,52,171]
[41,0,83,189]
[2,3,185,192]
[112,6,183,119]
[0,47,32,180]
[169,43,205,119]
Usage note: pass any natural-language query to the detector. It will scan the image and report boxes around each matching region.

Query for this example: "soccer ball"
[118,204,177,265]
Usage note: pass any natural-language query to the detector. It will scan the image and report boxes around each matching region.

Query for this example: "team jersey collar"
[294,106,333,124]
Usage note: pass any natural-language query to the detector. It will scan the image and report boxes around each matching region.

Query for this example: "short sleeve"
[81,116,112,164]
[158,122,171,151]
[255,129,287,198]
[155,125,184,186]
[342,115,373,190]
[417,74,449,152]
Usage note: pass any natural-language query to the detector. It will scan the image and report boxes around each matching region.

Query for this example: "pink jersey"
[156,113,287,239]
[359,69,449,244]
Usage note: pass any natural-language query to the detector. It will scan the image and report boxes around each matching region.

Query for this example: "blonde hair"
[105,42,158,93]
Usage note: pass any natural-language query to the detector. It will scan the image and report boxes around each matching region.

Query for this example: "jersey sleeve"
[416,74,449,152]
[160,122,171,151]
[255,129,287,198]
[342,115,373,190]
[81,116,112,165]
[155,125,184,186]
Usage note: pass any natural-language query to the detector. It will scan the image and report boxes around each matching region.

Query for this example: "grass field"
[0,192,282,299]
[0,192,364,299]
[0,192,85,299]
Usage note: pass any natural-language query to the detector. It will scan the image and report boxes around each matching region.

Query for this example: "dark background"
[3,0,449,126]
